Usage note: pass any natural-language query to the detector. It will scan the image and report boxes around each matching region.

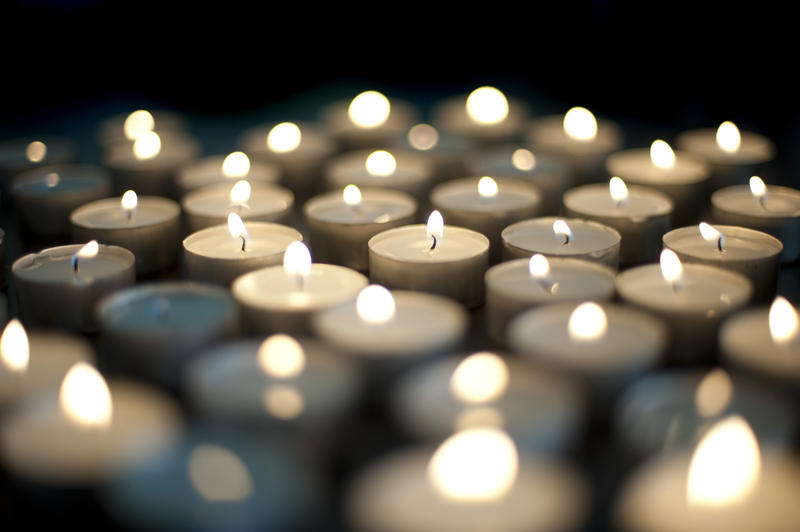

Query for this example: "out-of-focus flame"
[257,334,305,378]
[769,296,799,345]
[477,176,499,198]
[408,123,439,151]
[695,368,734,418]
[348,91,391,128]
[121,190,138,218]
[660,249,683,287]
[123,110,154,141]
[25,140,47,163]
[0,319,29,374]
[262,384,305,420]
[716,121,741,154]
[511,148,536,171]
[568,302,608,342]
[465,86,509,125]
[222,151,250,178]
[59,362,112,428]
[283,241,312,284]
[188,444,254,502]
[553,219,573,245]
[609,176,629,206]
[450,352,509,404]
[563,106,598,141]
[356,285,396,324]
[365,150,396,176]
[529,253,550,280]
[133,131,161,159]
[650,139,676,169]
[229,180,252,205]
[267,122,302,153]
[343,184,362,206]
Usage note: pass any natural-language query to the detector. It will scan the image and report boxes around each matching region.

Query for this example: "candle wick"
[561,234,570,246]
[241,236,247,253]
[71,255,79,274]
[125,209,133,225]
[757,196,767,211]
[717,238,724,253]
[429,234,437,251]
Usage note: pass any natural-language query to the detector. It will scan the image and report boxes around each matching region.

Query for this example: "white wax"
[430,177,539,213]
[305,188,416,225]
[432,95,530,140]
[312,291,467,358]
[369,224,488,262]
[71,195,180,229]
[176,154,281,194]
[502,217,621,257]
[664,225,782,261]
[676,128,775,165]
[325,149,434,195]
[606,148,709,185]
[14,244,133,283]
[182,182,294,221]
[527,115,624,157]
[183,223,301,260]
[712,185,800,217]
[563,183,673,219]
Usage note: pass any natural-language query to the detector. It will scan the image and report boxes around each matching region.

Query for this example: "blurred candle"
[432,86,530,144]
[176,151,281,197]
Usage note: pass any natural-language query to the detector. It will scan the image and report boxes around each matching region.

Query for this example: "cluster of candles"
[0,85,799,531]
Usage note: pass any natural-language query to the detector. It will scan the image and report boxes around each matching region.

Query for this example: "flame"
[716,121,741,154]
[59,362,112,428]
[121,190,138,215]
[408,123,439,151]
[529,253,550,279]
[695,368,734,418]
[348,90,391,128]
[687,415,761,507]
[283,241,312,281]
[343,184,362,206]
[568,302,608,341]
[699,222,725,251]
[227,213,249,250]
[222,151,250,178]
[553,219,573,245]
[563,106,598,141]
[266,122,302,153]
[511,148,536,171]
[257,334,306,378]
[133,131,161,159]
[1,319,29,374]
[477,176,499,198]
[749,176,767,200]
[356,285,396,324]
[229,180,252,205]
[428,428,518,502]
[769,296,799,344]
[365,150,396,176]
[77,240,99,259]
[262,384,305,420]
[45,172,60,188]
[465,86,509,125]
[609,176,629,206]
[123,110,155,141]
[450,352,509,404]
[188,444,253,502]
[25,140,47,163]
[660,249,683,287]
[426,210,444,249]
[650,139,676,169]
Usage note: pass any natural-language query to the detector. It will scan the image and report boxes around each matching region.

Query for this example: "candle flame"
[266,122,302,153]
[568,302,608,342]
[465,86,509,125]
[477,176,499,198]
[1,319,29,374]
[25,140,47,163]
[283,241,312,281]
[356,285,396,324]
[428,428,518,502]
[511,148,536,171]
[59,362,112,428]
[695,368,734,418]
[257,334,306,378]
[408,123,439,151]
[749,176,767,200]
[528,253,550,279]
[45,172,60,188]
[343,184,362,206]
[123,110,155,141]
[227,212,249,251]
[660,249,683,287]
[426,210,444,250]
[699,222,725,252]
[262,384,305,420]
[553,219,573,245]
[348,90,391,128]
[229,180,252,205]
[716,121,741,154]
[687,415,761,507]
[121,190,138,214]
[222,151,250,178]
[77,240,99,259]
[133,131,161,159]
[188,444,253,502]
[563,106,598,141]
[609,176,629,206]
[450,352,509,404]
[650,139,676,169]
[769,296,799,344]
[365,150,396,176]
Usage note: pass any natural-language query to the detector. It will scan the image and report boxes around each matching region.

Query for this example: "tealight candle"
[368,211,490,308]
[182,180,295,233]
[605,140,710,226]
[508,302,667,398]
[96,282,240,386]
[663,223,783,303]
[429,176,542,262]
[324,148,434,200]
[11,164,112,240]
[527,107,624,183]
[96,109,187,148]
[501,217,621,270]
[71,191,181,275]
[304,185,417,272]
[322,90,419,149]
[0,137,74,181]
[432,86,530,144]
[392,352,586,454]
[616,250,752,362]
[616,415,800,532]
[175,151,281,197]
[711,176,800,262]
[485,255,616,345]
[401,123,474,185]
[0,362,182,486]
[346,427,590,532]
[12,242,135,332]
[562,177,673,265]
[183,215,303,286]
[232,242,368,334]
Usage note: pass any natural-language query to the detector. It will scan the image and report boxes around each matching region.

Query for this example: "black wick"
[429,234,437,251]
[71,255,79,273]
[561,233,571,246]
[241,236,247,252]
[717,237,724,253]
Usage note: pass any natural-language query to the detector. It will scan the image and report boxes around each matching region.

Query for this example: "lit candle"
[0,137,74,180]
[368,211,490,308]
[402,123,474,185]
[432,86,530,143]
[97,109,187,148]
[322,90,419,149]
[324,148,434,200]
[176,151,281,197]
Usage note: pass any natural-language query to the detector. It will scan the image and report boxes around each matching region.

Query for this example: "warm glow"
[426,210,444,249]
[343,184,362,206]
[455,407,506,431]
[428,428,518,502]
[716,121,741,154]
[229,180,252,205]
[188,444,253,502]
[553,219,573,245]
[511,148,536,171]
[133,131,161,159]
[25,140,47,163]
[77,240,99,259]
[660,249,683,287]
[59,362,112,428]
[1,319,29,374]
[465,86,509,125]
[563,106,598,141]
[356,285,396,324]
[699,222,725,251]
[609,176,629,206]
[568,302,608,342]
[365,150,396,176]
[123,110,155,141]
[266,122,302,153]
[227,213,249,251]
[450,352,509,404]
[695,368,734,418]
[477,176,499,198]
[283,241,312,281]
[768,296,799,345]
[749,176,767,199]
[529,253,550,279]
[222,151,251,178]
[408,123,439,151]
[257,334,306,378]
[262,385,305,420]
[348,90,391,128]
[687,415,761,507]
[121,190,138,215]
[45,172,60,188]
[650,139,676,169]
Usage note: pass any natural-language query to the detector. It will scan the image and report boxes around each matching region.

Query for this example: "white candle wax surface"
[527,114,624,156]
[97,110,187,147]
[184,223,301,260]
[305,188,416,225]
[325,149,433,196]
[369,224,488,263]
[676,127,775,165]
[664,225,782,261]
[14,243,134,283]
[502,217,621,260]
[606,147,709,185]
[71,195,180,229]
[430,176,540,214]
[563,183,673,219]
[12,164,110,197]
[712,184,800,217]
